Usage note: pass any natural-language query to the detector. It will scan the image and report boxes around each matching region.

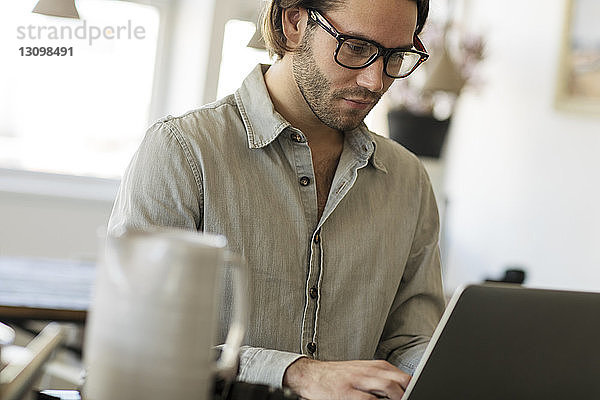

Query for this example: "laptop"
[403,284,600,399]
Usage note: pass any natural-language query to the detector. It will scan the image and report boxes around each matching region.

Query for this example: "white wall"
[0,191,112,260]
[442,0,600,292]
[0,169,118,259]
[160,0,216,116]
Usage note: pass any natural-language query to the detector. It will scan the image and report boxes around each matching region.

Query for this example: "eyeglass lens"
[337,38,421,77]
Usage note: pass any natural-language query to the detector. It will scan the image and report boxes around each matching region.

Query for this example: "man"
[109,0,445,398]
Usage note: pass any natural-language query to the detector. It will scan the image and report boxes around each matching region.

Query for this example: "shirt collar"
[235,64,386,173]
[234,64,289,149]
[346,124,388,173]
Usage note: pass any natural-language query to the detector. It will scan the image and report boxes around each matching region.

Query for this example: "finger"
[367,361,412,389]
[353,376,405,400]
[349,390,382,400]
[378,369,411,390]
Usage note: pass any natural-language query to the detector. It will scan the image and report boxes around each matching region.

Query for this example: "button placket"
[314,232,320,244]
[302,227,323,357]
[309,230,321,301]
[288,127,321,356]
[285,128,317,224]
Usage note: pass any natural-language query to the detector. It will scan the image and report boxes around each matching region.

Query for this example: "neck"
[264,57,341,146]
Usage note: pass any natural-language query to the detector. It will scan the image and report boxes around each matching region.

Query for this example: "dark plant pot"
[387,109,451,158]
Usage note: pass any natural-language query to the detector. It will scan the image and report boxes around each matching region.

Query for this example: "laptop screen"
[404,284,600,399]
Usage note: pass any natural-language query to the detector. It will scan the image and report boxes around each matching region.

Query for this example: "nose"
[355,56,385,93]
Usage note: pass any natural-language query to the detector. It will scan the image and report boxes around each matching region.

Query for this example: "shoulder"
[144,94,247,151]
[369,131,426,179]
[154,95,240,135]
[369,131,438,222]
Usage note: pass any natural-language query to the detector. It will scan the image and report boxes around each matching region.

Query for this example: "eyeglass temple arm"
[413,34,427,53]
[307,9,340,39]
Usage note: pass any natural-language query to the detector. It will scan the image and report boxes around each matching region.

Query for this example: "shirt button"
[314,232,320,244]
[309,287,318,299]
[291,132,304,143]
[299,176,310,186]
[307,342,317,354]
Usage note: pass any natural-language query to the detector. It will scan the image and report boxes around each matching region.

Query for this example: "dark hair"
[260,0,430,58]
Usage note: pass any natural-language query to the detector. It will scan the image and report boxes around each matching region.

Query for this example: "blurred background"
[0,0,599,296]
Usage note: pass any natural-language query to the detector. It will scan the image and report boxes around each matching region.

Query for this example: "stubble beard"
[292,32,382,132]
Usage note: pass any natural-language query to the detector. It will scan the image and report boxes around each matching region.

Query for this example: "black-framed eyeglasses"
[307,9,429,79]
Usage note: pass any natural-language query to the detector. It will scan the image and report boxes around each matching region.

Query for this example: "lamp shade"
[247,28,266,50]
[33,0,79,19]
[422,47,466,95]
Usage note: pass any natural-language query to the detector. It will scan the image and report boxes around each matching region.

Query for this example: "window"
[0,0,160,179]
[217,19,272,100]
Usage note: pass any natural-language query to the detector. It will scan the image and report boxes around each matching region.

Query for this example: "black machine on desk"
[403,284,600,399]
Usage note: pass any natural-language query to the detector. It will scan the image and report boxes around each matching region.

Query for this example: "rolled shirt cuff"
[237,346,306,388]
[389,342,428,375]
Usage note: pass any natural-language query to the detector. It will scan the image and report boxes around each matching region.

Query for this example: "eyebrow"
[312,10,415,52]
[344,30,414,51]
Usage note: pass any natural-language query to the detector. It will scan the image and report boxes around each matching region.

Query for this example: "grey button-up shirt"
[108,64,445,388]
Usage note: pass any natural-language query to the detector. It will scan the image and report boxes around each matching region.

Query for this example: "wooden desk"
[0,257,95,323]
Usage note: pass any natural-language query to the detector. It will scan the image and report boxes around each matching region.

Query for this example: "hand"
[283,358,411,400]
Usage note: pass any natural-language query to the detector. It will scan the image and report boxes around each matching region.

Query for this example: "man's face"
[292,0,418,131]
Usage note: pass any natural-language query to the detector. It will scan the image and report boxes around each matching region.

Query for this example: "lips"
[345,98,374,105]
[342,98,376,110]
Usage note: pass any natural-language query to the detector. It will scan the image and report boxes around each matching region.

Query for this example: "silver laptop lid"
[403,284,600,399]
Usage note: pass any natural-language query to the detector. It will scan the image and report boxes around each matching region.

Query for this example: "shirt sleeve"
[374,162,446,375]
[108,119,203,234]
[108,120,304,388]
[237,347,306,387]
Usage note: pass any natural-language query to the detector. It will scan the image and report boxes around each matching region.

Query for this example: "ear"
[281,7,308,50]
